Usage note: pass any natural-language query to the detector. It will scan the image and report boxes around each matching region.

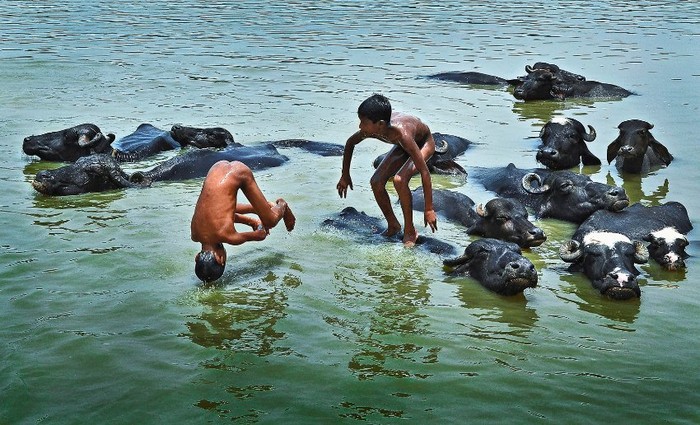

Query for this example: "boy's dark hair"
[358,93,391,123]
[195,250,225,282]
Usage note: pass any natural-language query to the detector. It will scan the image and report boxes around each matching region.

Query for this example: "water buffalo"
[170,124,234,149]
[373,132,471,175]
[31,144,289,196]
[32,154,150,196]
[560,230,648,300]
[574,202,692,270]
[320,206,458,257]
[513,68,631,101]
[269,139,345,156]
[536,117,600,169]
[22,124,115,162]
[470,163,629,223]
[411,187,546,248]
[427,62,584,87]
[444,238,538,296]
[607,120,673,173]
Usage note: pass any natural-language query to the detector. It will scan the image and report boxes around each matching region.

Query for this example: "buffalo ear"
[581,147,602,166]
[607,139,622,164]
[650,140,673,166]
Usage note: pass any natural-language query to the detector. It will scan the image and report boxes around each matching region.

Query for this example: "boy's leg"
[235,163,286,230]
[394,142,435,246]
[370,146,408,236]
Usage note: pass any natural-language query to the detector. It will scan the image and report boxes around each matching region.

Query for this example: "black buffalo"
[320,206,458,257]
[470,163,629,223]
[23,124,115,162]
[513,68,631,101]
[32,144,289,196]
[607,120,673,173]
[427,62,584,88]
[411,187,546,248]
[170,124,234,149]
[373,132,472,175]
[110,123,182,161]
[32,154,149,196]
[536,117,600,169]
[560,230,648,300]
[574,202,692,270]
[444,238,538,296]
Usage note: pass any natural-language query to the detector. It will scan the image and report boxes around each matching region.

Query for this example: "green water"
[1,1,699,423]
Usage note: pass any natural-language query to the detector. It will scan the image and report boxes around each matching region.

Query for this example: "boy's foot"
[283,205,296,231]
[381,224,401,238]
[403,230,418,247]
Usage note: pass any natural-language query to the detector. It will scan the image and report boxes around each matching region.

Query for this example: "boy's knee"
[392,174,409,189]
[369,174,387,191]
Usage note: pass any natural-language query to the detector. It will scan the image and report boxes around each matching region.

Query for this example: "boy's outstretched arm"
[337,131,365,198]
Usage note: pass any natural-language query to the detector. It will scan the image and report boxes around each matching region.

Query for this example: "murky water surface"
[1,1,699,423]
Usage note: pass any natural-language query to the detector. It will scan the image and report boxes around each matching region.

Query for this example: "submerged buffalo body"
[270,139,345,156]
[373,132,472,175]
[470,163,629,223]
[536,117,600,169]
[427,62,584,88]
[574,202,692,270]
[32,144,288,195]
[560,231,648,300]
[23,124,115,162]
[320,206,457,257]
[110,123,181,161]
[32,154,148,196]
[444,238,538,296]
[411,187,546,247]
[607,120,673,173]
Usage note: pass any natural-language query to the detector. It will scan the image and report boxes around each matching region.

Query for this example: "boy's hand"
[337,175,353,198]
[424,209,438,232]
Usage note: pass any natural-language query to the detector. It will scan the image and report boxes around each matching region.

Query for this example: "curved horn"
[77,132,104,148]
[522,173,549,194]
[633,241,649,264]
[443,252,472,267]
[129,171,152,187]
[539,125,546,139]
[559,240,583,262]
[646,122,654,130]
[475,203,487,217]
[435,138,449,154]
[525,65,534,73]
[583,125,597,142]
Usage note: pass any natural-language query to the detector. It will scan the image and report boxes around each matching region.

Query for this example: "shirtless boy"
[336,93,438,246]
[191,160,295,282]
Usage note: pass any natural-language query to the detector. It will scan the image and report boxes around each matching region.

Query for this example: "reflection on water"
[605,171,670,206]
[557,273,641,323]
[511,97,600,123]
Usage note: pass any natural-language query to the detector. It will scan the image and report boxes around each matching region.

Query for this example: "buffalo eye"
[496,216,509,224]
[558,181,574,193]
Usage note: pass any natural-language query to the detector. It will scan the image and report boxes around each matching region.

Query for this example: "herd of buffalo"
[22,62,692,300]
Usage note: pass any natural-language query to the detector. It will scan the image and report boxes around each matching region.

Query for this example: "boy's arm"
[337,131,365,198]
[221,225,268,245]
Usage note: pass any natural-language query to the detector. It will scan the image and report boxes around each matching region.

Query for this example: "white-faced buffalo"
[321,206,458,257]
[32,154,150,196]
[444,238,538,296]
[607,120,673,173]
[411,187,546,248]
[470,163,629,223]
[373,132,471,175]
[22,124,115,162]
[32,144,289,196]
[513,68,632,101]
[536,117,600,170]
[170,124,234,149]
[574,202,692,271]
[269,139,345,156]
[560,231,648,300]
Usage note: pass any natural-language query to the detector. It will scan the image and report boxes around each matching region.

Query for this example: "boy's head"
[195,244,226,282]
[358,93,391,124]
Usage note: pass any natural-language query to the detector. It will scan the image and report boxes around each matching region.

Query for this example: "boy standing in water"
[336,93,438,246]
[191,160,295,282]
